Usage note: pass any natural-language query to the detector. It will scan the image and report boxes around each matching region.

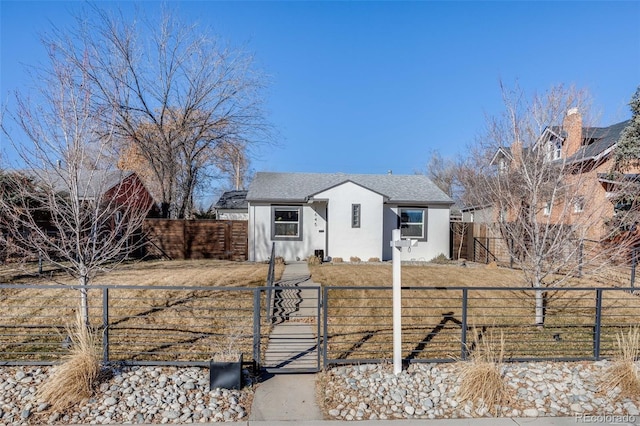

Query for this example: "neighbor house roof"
[19,169,137,200]
[549,119,630,163]
[214,190,249,210]
[246,172,454,205]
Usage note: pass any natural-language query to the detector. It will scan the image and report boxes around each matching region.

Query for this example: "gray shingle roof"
[246,172,454,204]
[21,169,135,199]
[214,190,249,209]
[560,120,630,163]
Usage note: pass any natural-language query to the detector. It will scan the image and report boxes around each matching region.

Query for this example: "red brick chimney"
[562,108,583,158]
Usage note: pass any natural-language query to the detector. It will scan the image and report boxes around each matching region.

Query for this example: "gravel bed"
[320,360,640,421]
[5,360,640,424]
[0,365,254,425]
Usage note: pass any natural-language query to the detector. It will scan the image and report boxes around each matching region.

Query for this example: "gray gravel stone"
[322,360,640,421]
[0,365,251,425]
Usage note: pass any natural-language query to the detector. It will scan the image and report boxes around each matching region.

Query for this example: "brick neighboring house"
[492,109,637,242]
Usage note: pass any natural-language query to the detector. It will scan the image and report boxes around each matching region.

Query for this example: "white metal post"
[391,228,402,375]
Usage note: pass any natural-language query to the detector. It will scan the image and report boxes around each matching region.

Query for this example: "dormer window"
[498,158,507,174]
[546,137,562,161]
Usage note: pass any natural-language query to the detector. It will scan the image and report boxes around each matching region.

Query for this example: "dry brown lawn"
[0,259,283,364]
[310,262,640,363]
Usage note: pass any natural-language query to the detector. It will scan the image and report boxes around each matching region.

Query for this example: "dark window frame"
[271,205,303,241]
[352,204,361,228]
[398,207,427,241]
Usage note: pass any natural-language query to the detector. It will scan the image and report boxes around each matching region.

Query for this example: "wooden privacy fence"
[143,219,248,261]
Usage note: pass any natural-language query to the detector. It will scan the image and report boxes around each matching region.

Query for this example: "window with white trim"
[543,202,552,216]
[272,206,302,240]
[351,204,361,228]
[573,197,584,213]
[399,208,427,240]
[546,138,562,161]
[498,158,508,174]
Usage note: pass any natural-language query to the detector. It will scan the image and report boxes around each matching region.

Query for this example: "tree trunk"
[79,275,90,327]
[161,202,170,219]
[535,288,545,327]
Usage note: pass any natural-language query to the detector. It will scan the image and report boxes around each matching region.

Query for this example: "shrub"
[274,256,286,265]
[368,257,380,263]
[37,313,102,412]
[332,257,343,263]
[307,255,321,265]
[429,253,451,264]
[601,326,640,400]
[349,256,361,263]
[456,327,509,414]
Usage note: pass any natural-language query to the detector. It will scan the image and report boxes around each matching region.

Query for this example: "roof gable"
[19,169,136,199]
[309,179,389,201]
[246,172,454,204]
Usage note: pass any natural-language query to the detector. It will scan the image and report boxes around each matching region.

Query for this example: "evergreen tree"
[614,87,640,170]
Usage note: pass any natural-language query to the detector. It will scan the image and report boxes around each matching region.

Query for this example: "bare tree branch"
[1,38,153,326]
[47,5,270,218]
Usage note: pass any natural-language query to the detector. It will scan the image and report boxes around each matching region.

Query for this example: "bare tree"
[213,139,253,191]
[465,82,638,326]
[0,41,153,326]
[46,6,269,219]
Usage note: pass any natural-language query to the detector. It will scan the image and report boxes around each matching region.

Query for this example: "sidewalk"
[229,419,624,425]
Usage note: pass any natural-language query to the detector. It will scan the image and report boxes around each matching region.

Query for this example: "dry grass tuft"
[37,313,102,412]
[367,257,380,263]
[601,326,640,400]
[307,255,321,265]
[429,253,451,264]
[349,256,361,263]
[332,257,343,263]
[456,328,509,414]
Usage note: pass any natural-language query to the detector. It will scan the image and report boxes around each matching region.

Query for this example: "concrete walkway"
[249,262,324,422]
[248,263,630,425]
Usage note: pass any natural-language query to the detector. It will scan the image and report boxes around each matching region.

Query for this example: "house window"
[543,202,552,216]
[573,197,584,213]
[351,204,361,228]
[547,138,562,161]
[498,158,507,174]
[272,206,302,240]
[399,208,427,240]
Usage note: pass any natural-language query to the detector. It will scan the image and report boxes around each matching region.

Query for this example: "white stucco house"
[246,172,454,262]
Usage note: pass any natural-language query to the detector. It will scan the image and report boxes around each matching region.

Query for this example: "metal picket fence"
[3,283,640,369]
[322,285,640,366]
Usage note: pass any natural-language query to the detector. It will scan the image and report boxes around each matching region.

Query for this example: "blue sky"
[2,1,640,180]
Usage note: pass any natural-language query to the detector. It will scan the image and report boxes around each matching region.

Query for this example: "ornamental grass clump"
[601,326,640,400]
[456,327,509,414]
[37,312,102,412]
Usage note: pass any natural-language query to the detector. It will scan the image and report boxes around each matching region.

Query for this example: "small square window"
[272,206,302,240]
[399,208,427,240]
[543,202,552,216]
[574,197,584,213]
[352,204,361,228]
